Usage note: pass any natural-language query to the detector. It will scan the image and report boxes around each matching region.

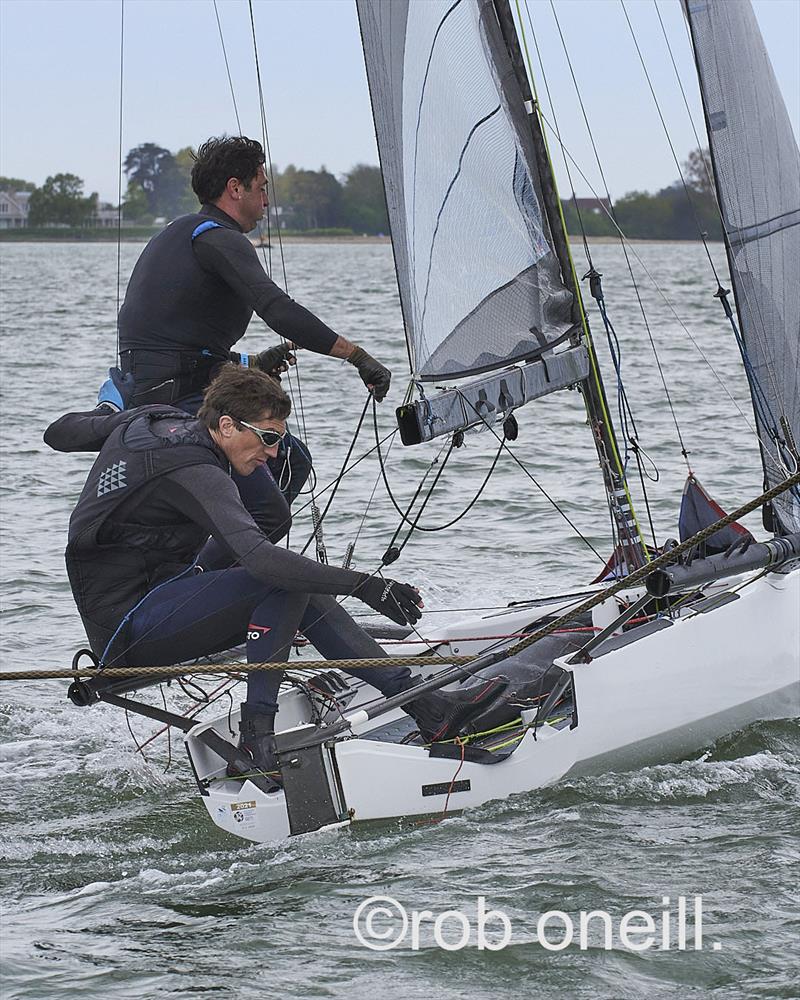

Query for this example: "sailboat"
[73,0,800,843]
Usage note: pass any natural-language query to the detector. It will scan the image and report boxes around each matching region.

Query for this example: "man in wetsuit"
[117,134,392,523]
[45,365,500,778]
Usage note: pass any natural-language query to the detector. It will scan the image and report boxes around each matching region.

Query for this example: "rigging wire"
[450,393,608,566]
[619,0,721,283]
[244,0,322,537]
[653,1,716,207]
[349,433,398,565]
[656,0,786,426]
[533,0,691,477]
[114,0,125,359]
[623,0,784,435]
[517,2,636,559]
[642,1,792,488]
[300,397,371,556]
[513,0,650,569]
[213,0,242,133]
[528,113,758,437]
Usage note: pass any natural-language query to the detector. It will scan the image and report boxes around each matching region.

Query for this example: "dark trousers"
[121,568,412,713]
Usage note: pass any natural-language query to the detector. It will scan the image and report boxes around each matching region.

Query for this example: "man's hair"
[198,364,291,429]
[191,136,265,204]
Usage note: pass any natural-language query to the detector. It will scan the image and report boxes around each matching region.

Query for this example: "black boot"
[227,704,281,783]
[401,675,507,743]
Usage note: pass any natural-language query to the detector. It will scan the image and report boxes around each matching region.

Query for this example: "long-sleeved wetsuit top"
[44,406,368,654]
[118,204,338,358]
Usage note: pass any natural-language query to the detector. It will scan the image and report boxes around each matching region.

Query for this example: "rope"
[531,112,757,436]
[299,397,370,556]
[213,0,242,133]
[372,400,505,535]
[5,469,797,683]
[538,0,690,472]
[114,0,125,359]
[453,389,608,565]
[513,0,649,570]
[245,0,320,527]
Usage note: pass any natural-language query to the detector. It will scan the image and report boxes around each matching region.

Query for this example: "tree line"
[2,146,721,240]
[560,149,722,240]
[120,143,391,234]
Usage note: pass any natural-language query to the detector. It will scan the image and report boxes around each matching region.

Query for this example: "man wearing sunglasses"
[115,135,392,547]
[45,365,500,779]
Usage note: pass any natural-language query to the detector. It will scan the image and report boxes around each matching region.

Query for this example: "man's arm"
[163,465,369,595]
[193,229,339,354]
[44,406,131,453]
[160,466,422,625]
[194,229,392,398]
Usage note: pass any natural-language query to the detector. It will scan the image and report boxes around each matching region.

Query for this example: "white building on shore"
[0,191,31,228]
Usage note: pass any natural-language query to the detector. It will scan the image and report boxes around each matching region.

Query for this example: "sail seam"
[727,209,800,247]
[409,0,464,282]
[418,104,503,337]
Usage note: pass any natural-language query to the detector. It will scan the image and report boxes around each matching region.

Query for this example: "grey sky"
[1,0,797,204]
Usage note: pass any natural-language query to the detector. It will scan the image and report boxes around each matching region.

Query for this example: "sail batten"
[685,0,800,533]
[357,0,574,382]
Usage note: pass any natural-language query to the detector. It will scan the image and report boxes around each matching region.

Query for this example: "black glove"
[96,367,135,412]
[355,576,422,626]
[253,343,297,379]
[347,346,391,401]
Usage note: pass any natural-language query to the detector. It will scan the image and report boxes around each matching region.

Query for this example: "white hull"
[186,567,800,843]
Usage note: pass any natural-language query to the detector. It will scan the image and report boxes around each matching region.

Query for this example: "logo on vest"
[97,460,128,497]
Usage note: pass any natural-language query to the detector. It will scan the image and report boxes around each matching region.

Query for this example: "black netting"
[357,0,573,381]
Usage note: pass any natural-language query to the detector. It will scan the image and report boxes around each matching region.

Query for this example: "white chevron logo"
[97,459,128,497]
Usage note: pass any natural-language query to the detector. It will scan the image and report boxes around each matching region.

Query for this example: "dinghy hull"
[186,566,799,843]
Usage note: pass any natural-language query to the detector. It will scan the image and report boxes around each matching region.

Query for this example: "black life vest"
[66,407,228,655]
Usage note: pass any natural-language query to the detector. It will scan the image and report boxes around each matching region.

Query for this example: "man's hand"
[254,343,297,379]
[97,367,135,412]
[347,346,391,401]
[355,576,422,626]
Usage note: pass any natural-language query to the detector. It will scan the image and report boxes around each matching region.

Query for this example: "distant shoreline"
[0,232,722,246]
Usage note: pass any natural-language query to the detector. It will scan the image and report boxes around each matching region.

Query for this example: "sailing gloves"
[252,343,297,380]
[356,576,422,626]
[96,367,135,412]
[347,346,392,401]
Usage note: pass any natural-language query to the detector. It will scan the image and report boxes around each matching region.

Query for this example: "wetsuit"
[117,203,339,380]
[44,405,412,713]
[117,202,340,524]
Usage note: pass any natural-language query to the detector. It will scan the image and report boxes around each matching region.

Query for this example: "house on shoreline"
[0,191,31,229]
[0,191,121,229]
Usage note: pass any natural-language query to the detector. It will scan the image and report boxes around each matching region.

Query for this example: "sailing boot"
[227,703,282,787]
[400,674,508,743]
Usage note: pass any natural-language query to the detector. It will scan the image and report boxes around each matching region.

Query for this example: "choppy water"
[1,240,798,999]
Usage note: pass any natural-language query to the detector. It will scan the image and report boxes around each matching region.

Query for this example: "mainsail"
[685,0,800,533]
[356,0,575,382]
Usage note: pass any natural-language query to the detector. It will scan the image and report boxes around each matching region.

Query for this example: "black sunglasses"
[228,416,286,448]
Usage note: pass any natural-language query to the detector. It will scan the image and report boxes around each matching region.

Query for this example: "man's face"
[237,165,269,231]
[217,409,286,476]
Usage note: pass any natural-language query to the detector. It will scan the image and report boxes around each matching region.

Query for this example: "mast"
[491,0,648,572]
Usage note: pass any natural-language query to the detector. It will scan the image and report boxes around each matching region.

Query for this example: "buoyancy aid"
[66,407,228,653]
